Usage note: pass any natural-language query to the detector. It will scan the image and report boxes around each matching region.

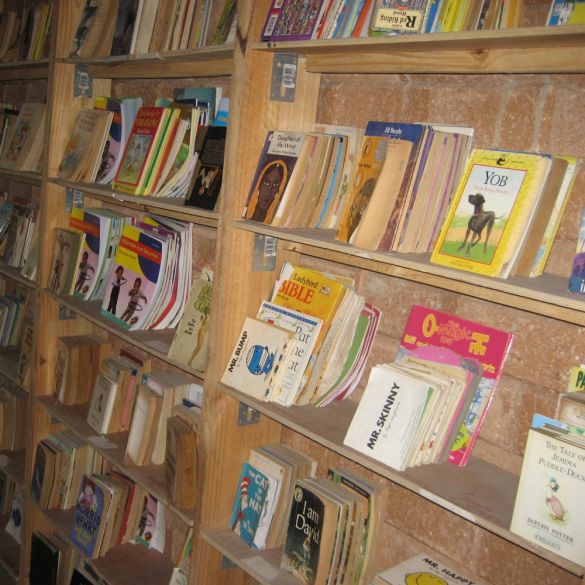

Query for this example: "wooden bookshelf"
[0,170,42,186]
[0,510,21,583]
[0,449,26,488]
[0,264,35,291]
[0,59,49,82]
[38,505,175,585]
[35,396,195,526]
[42,290,204,381]
[52,178,219,227]
[0,347,23,388]
[232,220,585,325]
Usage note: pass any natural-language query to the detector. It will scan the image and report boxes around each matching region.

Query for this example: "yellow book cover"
[431,149,543,277]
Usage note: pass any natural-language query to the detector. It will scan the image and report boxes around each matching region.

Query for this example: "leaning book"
[510,416,585,565]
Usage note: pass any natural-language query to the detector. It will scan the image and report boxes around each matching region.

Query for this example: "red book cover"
[113,107,168,195]
[395,305,513,466]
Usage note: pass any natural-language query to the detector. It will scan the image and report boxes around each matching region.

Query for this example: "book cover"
[281,480,327,584]
[269,0,326,40]
[510,424,585,565]
[221,317,295,401]
[0,103,44,171]
[69,208,103,300]
[376,553,485,584]
[168,279,212,371]
[110,0,140,56]
[16,324,33,389]
[242,130,306,224]
[48,228,83,296]
[431,149,544,277]
[229,462,270,547]
[396,305,513,466]
[70,475,106,559]
[5,486,23,543]
[100,224,167,330]
[112,107,168,195]
[86,372,118,434]
[93,97,124,183]
[370,0,430,33]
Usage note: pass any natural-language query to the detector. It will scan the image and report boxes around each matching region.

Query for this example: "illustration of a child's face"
[133,278,141,290]
[82,252,88,262]
[116,267,123,277]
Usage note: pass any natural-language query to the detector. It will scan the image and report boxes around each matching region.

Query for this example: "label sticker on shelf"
[252,234,278,272]
[65,188,84,213]
[270,53,298,103]
[74,65,92,98]
[242,556,281,582]
[420,489,476,523]
[51,415,60,425]
[88,435,117,450]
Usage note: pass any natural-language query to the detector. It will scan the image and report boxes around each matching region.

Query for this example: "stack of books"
[229,444,317,549]
[280,468,386,585]
[0,103,46,173]
[0,5,52,63]
[0,382,28,450]
[0,287,28,348]
[431,149,581,279]
[70,0,236,59]
[222,261,380,407]
[345,305,513,468]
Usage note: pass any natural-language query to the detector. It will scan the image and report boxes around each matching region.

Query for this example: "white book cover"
[257,301,323,406]
[221,317,295,401]
[343,364,430,471]
[510,425,585,565]
[5,486,23,544]
[86,372,118,435]
[376,552,484,585]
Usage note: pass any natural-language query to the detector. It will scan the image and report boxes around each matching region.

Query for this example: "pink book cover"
[395,305,513,466]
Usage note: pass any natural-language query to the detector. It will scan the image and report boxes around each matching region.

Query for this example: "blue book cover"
[70,475,106,559]
[230,462,270,546]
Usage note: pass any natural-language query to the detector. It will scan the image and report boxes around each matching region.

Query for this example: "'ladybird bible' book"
[396,305,513,466]
[510,414,585,566]
[431,149,546,277]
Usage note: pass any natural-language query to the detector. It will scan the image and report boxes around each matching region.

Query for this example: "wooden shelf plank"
[35,396,195,525]
[0,510,20,580]
[0,347,26,391]
[202,528,299,585]
[217,383,585,576]
[0,263,36,290]
[0,449,26,488]
[232,220,585,325]
[0,170,42,186]
[0,59,49,81]
[38,505,174,585]
[42,289,205,380]
[52,178,219,227]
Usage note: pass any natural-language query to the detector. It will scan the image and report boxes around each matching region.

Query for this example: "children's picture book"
[375,553,485,585]
[265,0,326,41]
[431,149,544,277]
[70,475,108,559]
[370,0,429,33]
[100,224,167,330]
[0,103,45,171]
[242,131,306,224]
[16,324,34,389]
[510,416,585,566]
[48,228,84,295]
[396,305,513,466]
[168,279,213,371]
[569,201,585,295]
[86,372,118,434]
[135,492,165,552]
[229,462,270,547]
[93,97,124,183]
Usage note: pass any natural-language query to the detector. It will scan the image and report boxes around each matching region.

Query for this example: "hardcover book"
[370,0,430,33]
[229,462,270,546]
[396,305,513,466]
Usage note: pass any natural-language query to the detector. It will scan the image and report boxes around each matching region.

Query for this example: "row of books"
[51,208,194,331]
[222,261,380,408]
[59,90,228,206]
[0,197,40,281]
[70,0,236,60]
[0,382,27,451]
[0,4,52,63]
[244,123,580,280]
[510,391,585,566]
[0,103,46,173]
[260,0,524,43]
[345,305,512,468]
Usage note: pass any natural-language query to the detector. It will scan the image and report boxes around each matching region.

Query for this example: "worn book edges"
[243,130,306,224]
[431,149,545,277]
[125,384,162,466]
[397,305,513,466]
[221,317,296,402]
[86,372,119,435]
[168,278,213,372]
[48,228,84,296]
[230,461,270,547]
[166,416,197,509]
[0,103,45,171]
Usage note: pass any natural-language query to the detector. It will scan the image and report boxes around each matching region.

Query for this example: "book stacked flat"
[280,469,386,585]
[432,149,582,279]
[222,261,380,407]
[70,0,235,59]
[229,444,317,549]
